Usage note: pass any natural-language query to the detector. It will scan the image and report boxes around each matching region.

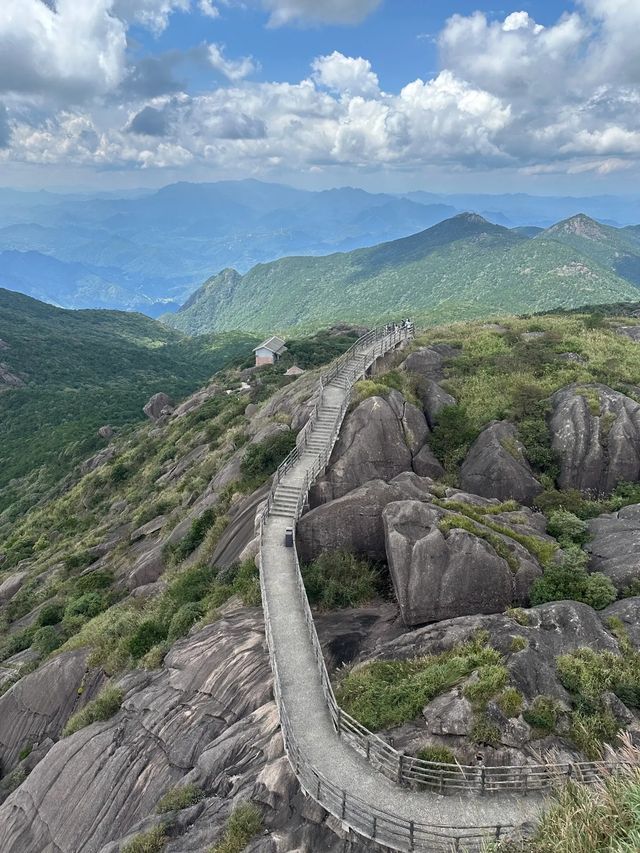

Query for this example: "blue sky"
[1,1,639,194]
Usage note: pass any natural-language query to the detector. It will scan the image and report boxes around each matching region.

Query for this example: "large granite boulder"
[460,421,542,505]
[0,651,105,774]
[587,504,640,592]
[550,383,640,494]
[416,379,456,429]
[298,474,436,563]
[312,391,437,503]
[382,498,545,626]
[402,344,459,382]
[143,393,175,421]
[0,571,28,605]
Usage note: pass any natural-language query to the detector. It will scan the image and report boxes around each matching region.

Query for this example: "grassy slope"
[0,288,257,515]
[164,214,639,336]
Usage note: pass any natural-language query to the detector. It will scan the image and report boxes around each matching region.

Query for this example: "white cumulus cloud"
[312,52,379,98]
[208,44,258,81]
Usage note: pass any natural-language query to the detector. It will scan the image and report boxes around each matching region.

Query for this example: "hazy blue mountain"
[1,181,639,314]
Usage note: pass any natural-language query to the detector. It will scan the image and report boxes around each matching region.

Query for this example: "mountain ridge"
[164,212,639,336]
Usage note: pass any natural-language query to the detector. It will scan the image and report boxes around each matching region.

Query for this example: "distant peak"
[547,213,607,240]
[453,212,491,225]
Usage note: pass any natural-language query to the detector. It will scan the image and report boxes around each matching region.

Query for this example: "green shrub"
[470,715,501,746]
[167,603,204,642]
[156,783,204,814]
[510,636,528,652]
[63,684,123,736]
[72,571,113,594]
[336,632,501,731]
[429,405,479,477]
[547,510,590,546]
[416,744,457,764]
[32,625,63,655]
[557,647,640,708]
[64,592,108,620]
[463,664,509,707]
[531,546,616,609]
[523,696,560,732]
[506,607,530,626]
[0,627,36,663]
[496,688,524,718]
[210,802,263,853]
[37,601,64,627]
[569,709,620,759]
[239,431,296,484]
[127,620,168,659]
[302,551,382,609]
[122,826,167,853]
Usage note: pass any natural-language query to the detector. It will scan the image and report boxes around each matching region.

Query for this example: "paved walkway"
[260,333,544,851]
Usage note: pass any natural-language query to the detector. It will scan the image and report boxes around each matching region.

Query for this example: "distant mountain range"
[164,213,640,335]
[0,180,639,315]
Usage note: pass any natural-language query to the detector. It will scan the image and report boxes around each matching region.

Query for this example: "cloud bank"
[0,1,639,183]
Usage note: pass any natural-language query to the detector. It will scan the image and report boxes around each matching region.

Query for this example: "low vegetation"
[122,826,167,853]
[492,742,640,852]
[302,551,383,609]
[336,632,503,731]
[156,784,205,814]
[63,684,124,736]
[209,803,263,853]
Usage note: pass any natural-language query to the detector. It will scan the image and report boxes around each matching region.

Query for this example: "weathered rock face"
[416,379,456,429]
[143,392,175,421]
[0,571,28,605]
[0,363,25,389]
[587,504,640,592]
[0,607,369,853]
[81,446,117,474]
[97,425,113,440]
[550,383,640,494]
[313,391,439,503]
[382,498,545,626]
[0,650,105,775]
[460,421,542,505]
[298,474,436,563]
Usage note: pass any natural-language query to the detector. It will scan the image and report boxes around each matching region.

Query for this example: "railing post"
[409,820,415,851]
[336,706,342,735]
[481,766,486,796]
[397,751,404,784]
[341,789,347,820]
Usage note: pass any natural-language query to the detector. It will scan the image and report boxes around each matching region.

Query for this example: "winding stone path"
[260,331,544,851]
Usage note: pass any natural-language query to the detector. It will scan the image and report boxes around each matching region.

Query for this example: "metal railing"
[258,323,634,850]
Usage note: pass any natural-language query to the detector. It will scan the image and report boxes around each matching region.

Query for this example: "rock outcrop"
[313,391,442,503]
[360,600,627,765]
[298,474,436,563]
[0,607,368,853]
[403,344,459,382]
[587,504,640,592]
[0,650,105,775]
[550,383,640,494]
[143,392,175,421]
[382,498,545,626]
[416,379,456,429]
[460,421,542,505]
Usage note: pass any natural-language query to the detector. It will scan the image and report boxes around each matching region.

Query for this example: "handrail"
[258,323,633,851]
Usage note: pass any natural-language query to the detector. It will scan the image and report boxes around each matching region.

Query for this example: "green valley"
[0,288,257,517]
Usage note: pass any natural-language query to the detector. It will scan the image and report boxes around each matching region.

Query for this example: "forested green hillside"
[0,289,256,516]
[164,213,639,336]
